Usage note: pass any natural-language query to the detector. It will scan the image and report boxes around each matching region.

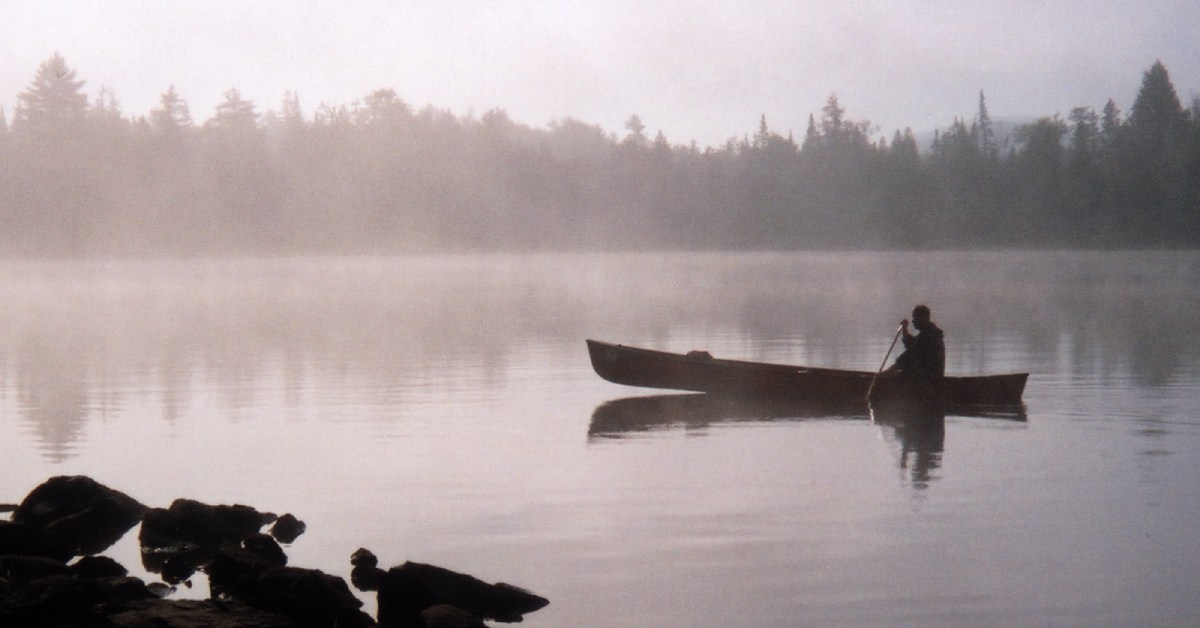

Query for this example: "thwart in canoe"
[586,339,1028,407]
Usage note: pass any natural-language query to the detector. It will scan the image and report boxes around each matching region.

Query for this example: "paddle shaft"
[866,324,905,400]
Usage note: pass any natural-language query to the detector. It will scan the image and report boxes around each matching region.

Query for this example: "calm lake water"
[2,251,1199,627]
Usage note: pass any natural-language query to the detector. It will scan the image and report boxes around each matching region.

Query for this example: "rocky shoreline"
[1,476,548,627]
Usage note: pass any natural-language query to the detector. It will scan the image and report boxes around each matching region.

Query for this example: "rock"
[243,533,288,567]
[269,513,306,544]
[5,478,547,627]
[146,581,175,598]
[350,547,379,568]
[139,500,282,590]
[0,520,75,562]
[0,555,69,582]
[140,499,276,550]
[421,603,487,628]
[376,561,549,627]
[0,573,154,626]
[350,548,385,592]
[142,499,270,548]
[205,546,284,596]
[160,552,203,584]
[12,475,148,555]
[70,555,128,579]
[104,598,296,628]
[206,547,372,628]
[351,563,386,592]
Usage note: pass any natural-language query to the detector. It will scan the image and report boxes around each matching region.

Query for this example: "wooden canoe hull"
[586,339,1028,407]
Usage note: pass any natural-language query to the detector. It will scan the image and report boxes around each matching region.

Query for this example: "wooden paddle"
[866,323,904,402]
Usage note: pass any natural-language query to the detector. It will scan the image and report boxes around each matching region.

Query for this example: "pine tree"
[356,89,410,127]
[800,114,819,154]
[150,85,193,134]
[975,91,997,160]
[13,52,89,133]
[208,88,257,130]
[1127,60,1187,150]
[623,114,646,147]
[1099,99,1121,160]
[280,91,305,128]
[1120,60,1190,242]
[819,94,845,144]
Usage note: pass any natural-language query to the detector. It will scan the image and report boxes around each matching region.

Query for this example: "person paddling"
[888,304,945,379]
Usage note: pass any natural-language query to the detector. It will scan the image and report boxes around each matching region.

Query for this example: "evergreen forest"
[1,54,1198,256]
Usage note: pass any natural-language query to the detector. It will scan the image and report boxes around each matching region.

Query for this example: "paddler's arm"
[899,318,916,348]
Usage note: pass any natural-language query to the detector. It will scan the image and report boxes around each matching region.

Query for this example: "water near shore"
[2,251,1199,627]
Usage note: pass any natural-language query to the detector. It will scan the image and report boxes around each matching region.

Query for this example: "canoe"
[586,339,1028,407]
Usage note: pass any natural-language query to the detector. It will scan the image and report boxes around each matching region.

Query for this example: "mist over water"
[2,250,1199,626]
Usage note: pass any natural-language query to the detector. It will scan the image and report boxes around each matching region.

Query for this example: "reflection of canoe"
[588,393,1025,438]
[589,393,867,436]
[586,339,1028,407]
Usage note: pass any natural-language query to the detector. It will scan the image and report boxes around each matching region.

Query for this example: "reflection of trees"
[14,330,96,462]
[0,252,1193,458]
[0,258,612,457]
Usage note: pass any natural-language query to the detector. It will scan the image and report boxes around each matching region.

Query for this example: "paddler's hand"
[900,318,909,331]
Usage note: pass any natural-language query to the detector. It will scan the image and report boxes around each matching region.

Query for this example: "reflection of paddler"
[870,401,946,489]
[889,304,945,380]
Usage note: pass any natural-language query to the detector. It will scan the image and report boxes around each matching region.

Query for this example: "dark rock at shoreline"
[243,532,289,567]
[422,603,488,628]
[142,543,213,584]
[141,498,277,549]
[350,548,385,592]
[351,547,379,568]
[4,476,551,627]
[0,520,75,562]
[270,513,307,544]
[12,475,149,555]
[376,561,549,627]
[0,571,155,626]
[71,555,129,579]
[106,598,297,627]
[208,547,373,628]
[0,554,70,582]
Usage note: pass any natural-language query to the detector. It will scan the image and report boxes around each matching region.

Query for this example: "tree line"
[0,54,1197,256]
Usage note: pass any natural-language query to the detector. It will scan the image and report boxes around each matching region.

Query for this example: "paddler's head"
[911,304,932,330]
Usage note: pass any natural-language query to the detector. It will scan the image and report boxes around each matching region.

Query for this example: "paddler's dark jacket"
[892,324,945,379]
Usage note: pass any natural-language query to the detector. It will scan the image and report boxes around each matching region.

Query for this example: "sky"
[3,0,1199,148]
